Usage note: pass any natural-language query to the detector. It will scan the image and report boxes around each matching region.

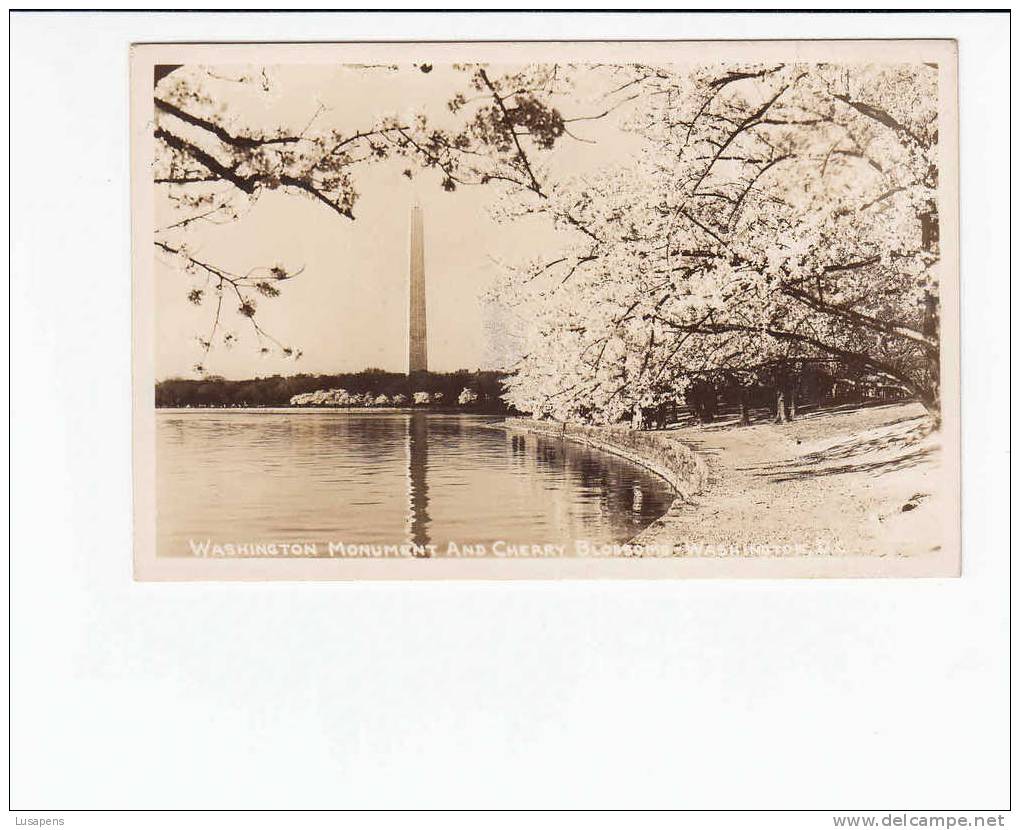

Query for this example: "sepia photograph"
[132,40,959,579]
[11,9,1010,821]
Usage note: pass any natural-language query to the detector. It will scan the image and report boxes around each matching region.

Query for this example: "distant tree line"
[155,369,514,411]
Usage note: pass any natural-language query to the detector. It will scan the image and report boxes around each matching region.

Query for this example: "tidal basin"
[156,409,674,558]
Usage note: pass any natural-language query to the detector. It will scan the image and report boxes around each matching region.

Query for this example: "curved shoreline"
[507,403,943,559]
[501,417,711,542]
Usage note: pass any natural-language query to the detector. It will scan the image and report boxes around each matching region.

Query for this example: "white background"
[6,10,1012,825]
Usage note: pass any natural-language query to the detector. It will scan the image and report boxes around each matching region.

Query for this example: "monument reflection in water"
[155,410,673,557]
[406,413,431,550]
[399,412,669,555]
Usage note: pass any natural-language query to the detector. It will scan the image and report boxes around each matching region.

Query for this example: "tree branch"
[155,96,303,149]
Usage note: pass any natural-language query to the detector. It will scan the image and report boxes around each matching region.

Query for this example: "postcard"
[131,40,959,579]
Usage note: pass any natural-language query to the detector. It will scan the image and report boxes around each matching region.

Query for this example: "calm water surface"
[156,410,673,557]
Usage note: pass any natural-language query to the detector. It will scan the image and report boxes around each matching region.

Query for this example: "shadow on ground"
[741,417,936,483]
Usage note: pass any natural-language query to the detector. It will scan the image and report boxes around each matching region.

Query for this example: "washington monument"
[407,203,428,375]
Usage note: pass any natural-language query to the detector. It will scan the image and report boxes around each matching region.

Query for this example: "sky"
[154,63,638,380]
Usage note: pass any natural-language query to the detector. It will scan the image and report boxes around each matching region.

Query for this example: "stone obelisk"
[407,203,428,376]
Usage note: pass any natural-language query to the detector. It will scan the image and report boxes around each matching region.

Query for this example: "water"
[156,410,674,557]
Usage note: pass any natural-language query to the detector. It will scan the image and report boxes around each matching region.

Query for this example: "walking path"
[634,402,949,560]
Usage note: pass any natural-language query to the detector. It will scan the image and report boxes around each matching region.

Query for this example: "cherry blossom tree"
[496,62,943,422]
